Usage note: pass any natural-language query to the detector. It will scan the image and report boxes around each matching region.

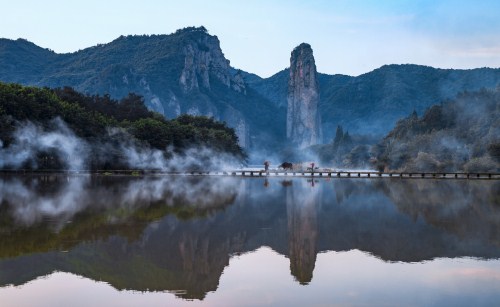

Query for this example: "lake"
[0,174,499,306]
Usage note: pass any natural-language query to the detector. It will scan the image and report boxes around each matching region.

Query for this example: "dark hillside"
[374,87,500,172]
[319,64,500,139]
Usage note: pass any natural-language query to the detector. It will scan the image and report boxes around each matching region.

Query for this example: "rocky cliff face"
[287,43,322,148]
[175,29,250,147]
[176,31,250,146]
[179,30,245,94]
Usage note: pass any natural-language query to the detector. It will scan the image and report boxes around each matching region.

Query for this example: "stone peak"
[290,43,315,64]
[292,43,313,54]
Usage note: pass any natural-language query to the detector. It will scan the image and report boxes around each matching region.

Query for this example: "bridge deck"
[186,170,500,180]
[1,169,499,179]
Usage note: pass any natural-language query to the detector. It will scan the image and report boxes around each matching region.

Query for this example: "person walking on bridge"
[264,161,270,173]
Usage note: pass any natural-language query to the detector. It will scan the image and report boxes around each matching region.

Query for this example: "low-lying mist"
[248,131,378,171]
[0,118,242,171]
[0,118,87,170]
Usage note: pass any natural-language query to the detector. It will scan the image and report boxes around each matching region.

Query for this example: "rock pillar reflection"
[286,179,319,284]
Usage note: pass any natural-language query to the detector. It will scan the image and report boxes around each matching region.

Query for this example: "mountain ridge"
[1,27,500,150]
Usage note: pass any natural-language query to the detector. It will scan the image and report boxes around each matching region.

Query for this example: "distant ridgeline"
[0,82,245,170]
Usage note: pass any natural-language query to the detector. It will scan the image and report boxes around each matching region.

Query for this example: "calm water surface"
[0,174,499,306]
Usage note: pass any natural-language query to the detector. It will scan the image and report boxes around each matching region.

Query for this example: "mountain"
[0,27,285,151]
[2,26,500,150]
[248,65,500,141]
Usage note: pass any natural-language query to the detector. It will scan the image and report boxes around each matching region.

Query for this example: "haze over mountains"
[1,26,500,150]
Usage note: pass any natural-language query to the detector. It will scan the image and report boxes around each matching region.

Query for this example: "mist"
[0,118,87,170]
[0,174,245,230]
[0,118,242,171]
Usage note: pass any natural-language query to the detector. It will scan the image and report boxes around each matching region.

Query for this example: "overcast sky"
[2,0,500,77]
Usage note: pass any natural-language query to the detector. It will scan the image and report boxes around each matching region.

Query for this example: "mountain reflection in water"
[0,174,499,300]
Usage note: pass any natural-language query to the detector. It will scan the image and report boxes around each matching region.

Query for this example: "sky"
[2,0,500,77]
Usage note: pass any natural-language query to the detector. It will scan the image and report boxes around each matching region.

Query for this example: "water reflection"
[0,175,499,300]
[287,179,319,284]
[0,174,241,228]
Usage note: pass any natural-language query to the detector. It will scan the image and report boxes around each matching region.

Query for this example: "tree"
[333,125,344,147]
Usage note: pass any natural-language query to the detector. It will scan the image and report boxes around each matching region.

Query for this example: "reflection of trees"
[286,179,319,284]
[0,175,240,258]
[379,180,500,247]
[322,179,500,262]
